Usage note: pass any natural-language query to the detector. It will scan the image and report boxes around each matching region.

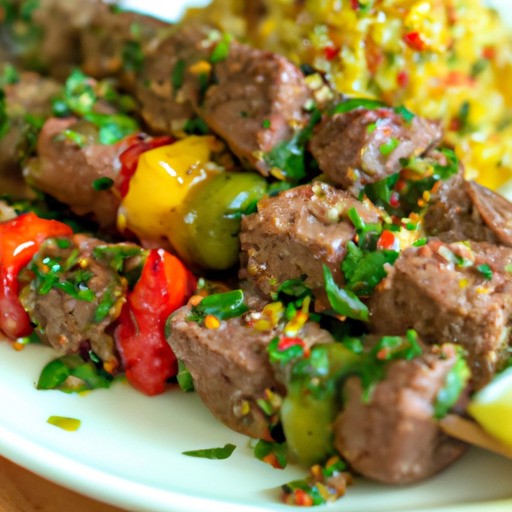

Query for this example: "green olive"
[169,172,267,270]
[281,343,361,466]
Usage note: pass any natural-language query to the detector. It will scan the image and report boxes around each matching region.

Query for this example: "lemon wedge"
[467,366,512,447]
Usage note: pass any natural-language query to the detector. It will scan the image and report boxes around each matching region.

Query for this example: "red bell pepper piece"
[403,31,427,52]
[115,248,196,395]
[117,135,175,197]
[0,213,73,339]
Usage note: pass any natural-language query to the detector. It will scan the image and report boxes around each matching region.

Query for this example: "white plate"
[2,341,512,512]
[2,2,512,511]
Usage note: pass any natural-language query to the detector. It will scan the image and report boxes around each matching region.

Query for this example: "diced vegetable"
[168,172,267,270]
[114,249,195,396]
[0,213,72,339]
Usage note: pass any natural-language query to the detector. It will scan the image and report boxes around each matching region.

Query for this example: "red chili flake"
[395,179,407,192]
[277,337,310,357]
[262,453,285,469]
[389,191,400,208]
[403,31,427,52]
[376,347,389,360]
[377,230,398,251]
[323,45,340,61]
[397,70,409,88]
[444,71,476,87]
[449,117,461,132]
[482,46,495,60]
[294,489,314,507]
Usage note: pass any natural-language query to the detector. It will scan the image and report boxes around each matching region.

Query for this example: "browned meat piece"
[334,344,467,484]
[169,303,333,440]
[27,0,103,79]
[135,25,211,134]
[169,305,283,440]
[201,41,311,174]
[466,181,512,247]
[309,108,442,195]
[19,234,128,365]
[424,172,504,245]
[0,72,61,195]
[136,26,311,172]
[26,117,128,228]
[240,181,381,309]
[80,9,168,92]
[369,239,512,388]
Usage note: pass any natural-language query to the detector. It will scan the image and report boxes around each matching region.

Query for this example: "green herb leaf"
[210,33,232,63]
[94,285,118,323]
[122,40,144,73]
[379,137,400,156]
[183,443,236,459]
[323,265,369,322]
[477,263,493,281]
[189,290,248,323]
[342,242,399,296]
[254,439,288,468]
[331,98,385,114]
[434,347,470,420]
[92,177,114,191]
[393,105,415,124]
[172,59,186,92]
[177,359,195,392]
[37,355,114,393]
[267,337,305,365]
[263,108,322,182]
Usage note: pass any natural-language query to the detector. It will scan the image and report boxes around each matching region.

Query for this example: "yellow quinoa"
[185,0,512,190]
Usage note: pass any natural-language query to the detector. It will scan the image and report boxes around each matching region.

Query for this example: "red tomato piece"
[115,249,196,395]
[0,213,72,339]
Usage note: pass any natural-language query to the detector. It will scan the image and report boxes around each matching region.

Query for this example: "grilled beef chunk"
[168,304,333,439]
[240,181,381,309]
[169,305,283,440]
[19,234,127,364]
[200,40,311,174]
[135,25,211,134]
[1,73,61,194]
[80,9,168,91]
[137,26,311,172]
[26,117,128,228]
[424,172,510,245]
[309,108,442,195]
[370,239,512,388]
[334,344,467,484]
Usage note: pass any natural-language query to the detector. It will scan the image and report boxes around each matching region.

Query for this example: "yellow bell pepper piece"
[118,135,221,239]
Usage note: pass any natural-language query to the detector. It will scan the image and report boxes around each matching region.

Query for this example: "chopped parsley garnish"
[263,107,322,182]
[38,354,114,393]
[0,89,10,140]
[94,285,118,323]
[182,443,236,459]
[122,40,144,73]
[209,33,232,63]
[0,63,19,86]
[477,263,493,280]
[331,97,385,114]
[379,137,400,156]
[52,69,139,144]
[323,265,369,322]
[341,241,399,296]
[184,116,209,135]
[171,59,186,92]
[254,439,288,469]
[176,360,194,392]
[188,290,248,324]
[268,336,306,365]
[92,177,114,191]
[433,346,471,419]
[393,105,415,123]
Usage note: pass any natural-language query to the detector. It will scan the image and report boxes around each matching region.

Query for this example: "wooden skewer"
[439,413,512,459]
